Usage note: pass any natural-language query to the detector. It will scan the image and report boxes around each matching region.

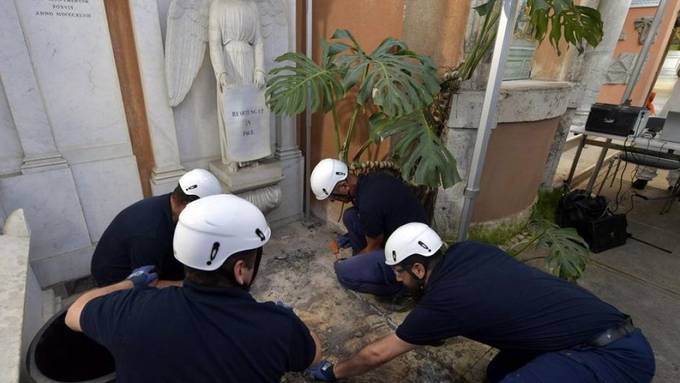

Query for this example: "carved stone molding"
[237,185,282,214]
[634,17,653,45]
[606,53,637,84]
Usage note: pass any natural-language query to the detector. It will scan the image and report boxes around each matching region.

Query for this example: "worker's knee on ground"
[333,259,358,289]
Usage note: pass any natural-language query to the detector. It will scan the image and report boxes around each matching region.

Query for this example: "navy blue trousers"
[333,208,402,296]
[487,329,655,383]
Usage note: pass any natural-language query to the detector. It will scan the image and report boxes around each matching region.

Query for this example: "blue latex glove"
[307,360,336,381]
[126,265,158,288]
[336,233,352,249]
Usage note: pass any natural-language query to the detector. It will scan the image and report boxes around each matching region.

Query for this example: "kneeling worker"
[310,159,427,296]
[67,194,321,382]
[90,169,221,286]
[310,223,655,382]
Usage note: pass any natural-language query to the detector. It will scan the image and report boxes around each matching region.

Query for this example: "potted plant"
[265,29,460,191]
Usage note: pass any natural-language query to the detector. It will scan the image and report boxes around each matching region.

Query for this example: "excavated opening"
[30,311,115,382]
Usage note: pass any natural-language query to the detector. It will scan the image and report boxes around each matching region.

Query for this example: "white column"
[0,0,66,173]
[571,0,633,128]
[276,115,302,160]
[129,0,185,195]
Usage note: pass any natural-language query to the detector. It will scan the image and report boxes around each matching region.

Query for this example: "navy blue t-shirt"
[90,194,183,286]
[354,172,427,240]
[396,241,626,351]
[81,283,316,382]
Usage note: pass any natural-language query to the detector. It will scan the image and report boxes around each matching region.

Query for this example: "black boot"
[632,179,648,190]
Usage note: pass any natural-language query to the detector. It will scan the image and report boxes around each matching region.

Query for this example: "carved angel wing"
[254,0,289,71]
[255,0,288,39]
[165,0,212,107]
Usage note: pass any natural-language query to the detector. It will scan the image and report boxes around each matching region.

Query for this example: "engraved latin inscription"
[35,0,92,19]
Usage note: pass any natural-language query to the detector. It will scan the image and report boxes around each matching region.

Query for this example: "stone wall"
[0,0,143,287]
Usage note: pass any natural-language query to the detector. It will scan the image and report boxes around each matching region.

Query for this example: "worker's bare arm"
[333,333,416,379]
[155,280,183,288]
[309,330,323,367]
[359,234,384,254]
[65,280,133,332]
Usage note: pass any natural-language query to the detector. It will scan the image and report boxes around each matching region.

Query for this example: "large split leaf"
[265,50,344,116]
[369,111,461,188]
[332,29,441,117]
[527,0,603,54]
[535,221,590,281]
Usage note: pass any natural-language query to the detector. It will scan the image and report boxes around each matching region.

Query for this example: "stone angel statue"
[165,0,287,168]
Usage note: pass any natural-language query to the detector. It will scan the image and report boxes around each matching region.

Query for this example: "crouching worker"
[90,169,221,287]
[67,194,321,382]
[309,223,655,383]
[310,159,427,297]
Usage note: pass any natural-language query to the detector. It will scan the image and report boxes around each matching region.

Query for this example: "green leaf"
[328,34,440,117]
[265,52,344,116]
[369,111,461,188]
[536,221,590,281]
[527,0,603,56]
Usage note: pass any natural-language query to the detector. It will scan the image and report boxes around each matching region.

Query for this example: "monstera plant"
[265,29,460,190]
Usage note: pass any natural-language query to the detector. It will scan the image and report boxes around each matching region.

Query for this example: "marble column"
[129,0,185,195]
[275,115,302,161]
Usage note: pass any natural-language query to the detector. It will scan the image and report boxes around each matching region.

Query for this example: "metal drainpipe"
[457,0,519,241]
[304,0,313,219]
[585,0,669,193]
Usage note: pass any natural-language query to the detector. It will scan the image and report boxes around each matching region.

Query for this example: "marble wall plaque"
[15,0,130,152]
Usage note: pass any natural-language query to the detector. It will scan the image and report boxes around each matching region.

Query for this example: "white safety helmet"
[384,222,444,266]
[173,194,271,271]
[310,159,348,200]
[178,169,222,198]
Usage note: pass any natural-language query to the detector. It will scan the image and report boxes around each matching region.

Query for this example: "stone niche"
[0,0,143,287]
[144,0,303,223]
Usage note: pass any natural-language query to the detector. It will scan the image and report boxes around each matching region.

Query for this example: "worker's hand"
[307,360,336,381]
[336,233,352,249]
[126,265,158,288]
[218,72,232,93]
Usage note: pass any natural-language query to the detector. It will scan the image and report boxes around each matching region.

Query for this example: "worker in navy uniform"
[67,194,321,382]
[90,168,221,287]
[309,223,655,382]
[309,158,427,297]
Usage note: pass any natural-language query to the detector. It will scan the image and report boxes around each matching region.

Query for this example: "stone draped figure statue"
[165,0,287,170]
